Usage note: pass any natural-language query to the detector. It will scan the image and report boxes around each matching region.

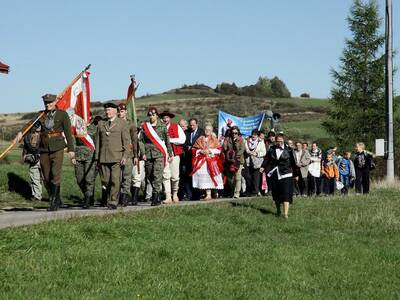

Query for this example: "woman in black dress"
[260,133,296,218]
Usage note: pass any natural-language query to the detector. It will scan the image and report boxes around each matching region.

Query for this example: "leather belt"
[46,131,63,138]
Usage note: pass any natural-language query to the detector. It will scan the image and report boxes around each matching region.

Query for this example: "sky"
[0,0,399,113]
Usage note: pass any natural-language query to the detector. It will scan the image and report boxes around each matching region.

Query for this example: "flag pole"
[126,74,140,173]
[0,64,91,160]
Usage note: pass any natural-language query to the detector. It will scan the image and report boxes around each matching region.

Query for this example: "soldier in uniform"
[94,102,130,209]
[74,113,97,209]
[117,103,139,206]
[39,94,75,211]
[139,107,173,206]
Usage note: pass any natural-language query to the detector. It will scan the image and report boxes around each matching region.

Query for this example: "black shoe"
[89,195,95,206]
[83,194,91,209]
[48,184,60,211]
[130,187,139,206]
[120,193,129,207]
[100,189,108,207]
[107,204,117,210]
[151,192,161,206]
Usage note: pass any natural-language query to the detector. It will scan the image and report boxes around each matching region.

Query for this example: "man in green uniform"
[117,103,139,206]
[94,102,130,209]
[74,113,97,209]
[139,107,173,206]
[39,94,75,211]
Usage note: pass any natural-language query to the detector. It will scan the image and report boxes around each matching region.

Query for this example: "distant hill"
[0,84,333,148]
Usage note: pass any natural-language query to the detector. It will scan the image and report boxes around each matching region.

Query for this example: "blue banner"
[218,111,265,138]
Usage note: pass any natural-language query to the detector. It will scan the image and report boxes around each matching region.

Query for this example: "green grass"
[282,119,331,140]
[0,189,399,299]
[0,149,99,209]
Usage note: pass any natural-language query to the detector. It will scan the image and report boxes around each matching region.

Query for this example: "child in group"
[337,151,356,195]
[321,153,339,196]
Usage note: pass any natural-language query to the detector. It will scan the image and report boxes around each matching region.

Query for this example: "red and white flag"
[56,71,95,150]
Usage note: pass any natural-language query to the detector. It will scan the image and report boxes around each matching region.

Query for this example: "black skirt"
[270,173,293,203]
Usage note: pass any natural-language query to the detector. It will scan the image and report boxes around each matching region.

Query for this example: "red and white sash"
[142,122,168,165]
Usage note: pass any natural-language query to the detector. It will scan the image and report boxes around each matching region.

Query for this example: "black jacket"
[185,127,205,150]
[262,144,296,176]
[354,151,373,171]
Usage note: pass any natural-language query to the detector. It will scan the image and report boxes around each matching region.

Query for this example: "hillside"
[0,87,332,147]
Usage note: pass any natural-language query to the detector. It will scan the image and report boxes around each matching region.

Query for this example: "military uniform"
[23,124,42,201]
[95,105,130,208]
[39,94,75,211]
[139,108,173,206]
[74,120,97,208]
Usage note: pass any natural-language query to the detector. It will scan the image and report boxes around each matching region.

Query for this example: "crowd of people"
[18,94,375,218]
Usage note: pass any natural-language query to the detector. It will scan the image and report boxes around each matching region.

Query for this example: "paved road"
[0,198,241,230]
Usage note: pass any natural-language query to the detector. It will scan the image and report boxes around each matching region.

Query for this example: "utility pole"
[385,0,395,181]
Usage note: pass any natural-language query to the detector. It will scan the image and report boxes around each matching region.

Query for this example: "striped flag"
[56,70,95,150]
[126,76,137,125]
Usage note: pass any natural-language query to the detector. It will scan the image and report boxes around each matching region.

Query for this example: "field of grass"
[0,149,97,209]
[282,119,331,141]
[1,188,399,299]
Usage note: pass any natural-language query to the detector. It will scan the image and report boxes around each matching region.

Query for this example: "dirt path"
[0,198,243,230]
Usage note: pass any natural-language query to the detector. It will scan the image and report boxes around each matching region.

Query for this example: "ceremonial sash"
[142,122,168,165]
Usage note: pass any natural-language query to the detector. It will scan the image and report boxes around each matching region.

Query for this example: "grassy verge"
[1,188,399,299]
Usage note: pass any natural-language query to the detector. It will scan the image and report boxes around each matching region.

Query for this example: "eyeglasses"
[232,132,238,135]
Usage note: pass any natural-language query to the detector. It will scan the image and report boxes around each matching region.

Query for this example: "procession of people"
[17,94,375,218]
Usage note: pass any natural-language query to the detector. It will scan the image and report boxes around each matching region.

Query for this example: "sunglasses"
[232,132,238,135]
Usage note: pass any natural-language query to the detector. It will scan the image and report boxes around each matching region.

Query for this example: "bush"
[300,93,310,98]
[270,77,291,98]
[215,82,240,95]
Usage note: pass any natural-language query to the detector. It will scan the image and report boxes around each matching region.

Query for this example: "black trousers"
[355,168,370,194]
[322,176,335,195]
[245,166,261,195]
[308,174,321,196]
[300,177,308,196]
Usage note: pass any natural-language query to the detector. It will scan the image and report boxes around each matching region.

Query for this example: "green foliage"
[270,76,291,98]
[300,93,310,98]
[1,189,400,299]
[323,0,386,150]
[215,82,240,95]
[213,76,291,98]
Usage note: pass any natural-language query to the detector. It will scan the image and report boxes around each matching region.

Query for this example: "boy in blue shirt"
[337,151,356,195]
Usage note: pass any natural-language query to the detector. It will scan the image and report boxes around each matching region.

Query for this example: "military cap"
[147,106,159,116]
[103,102,118,109]
[42,93,57,103]
[159,110,175,118]
[118,103,127,111]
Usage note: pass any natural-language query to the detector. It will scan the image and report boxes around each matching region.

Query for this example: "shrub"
[300,93,310,98]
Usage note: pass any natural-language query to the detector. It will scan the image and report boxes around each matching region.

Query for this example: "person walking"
[260,133,296,218]
[293,142,311,197]
[353,143,374,194]
[73,113,97,208]
[223,126,245,198]
[139,107,173,206]
[308,142,322,196]
[183,118,204,200]
[38,94,75,211]
[94,102,130,209]
[191,125,224,200]
[337,151,356,195]
[159,111,186,204]
[244,129,266,196]
[320,152,339,196]
[22,123,42,201]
